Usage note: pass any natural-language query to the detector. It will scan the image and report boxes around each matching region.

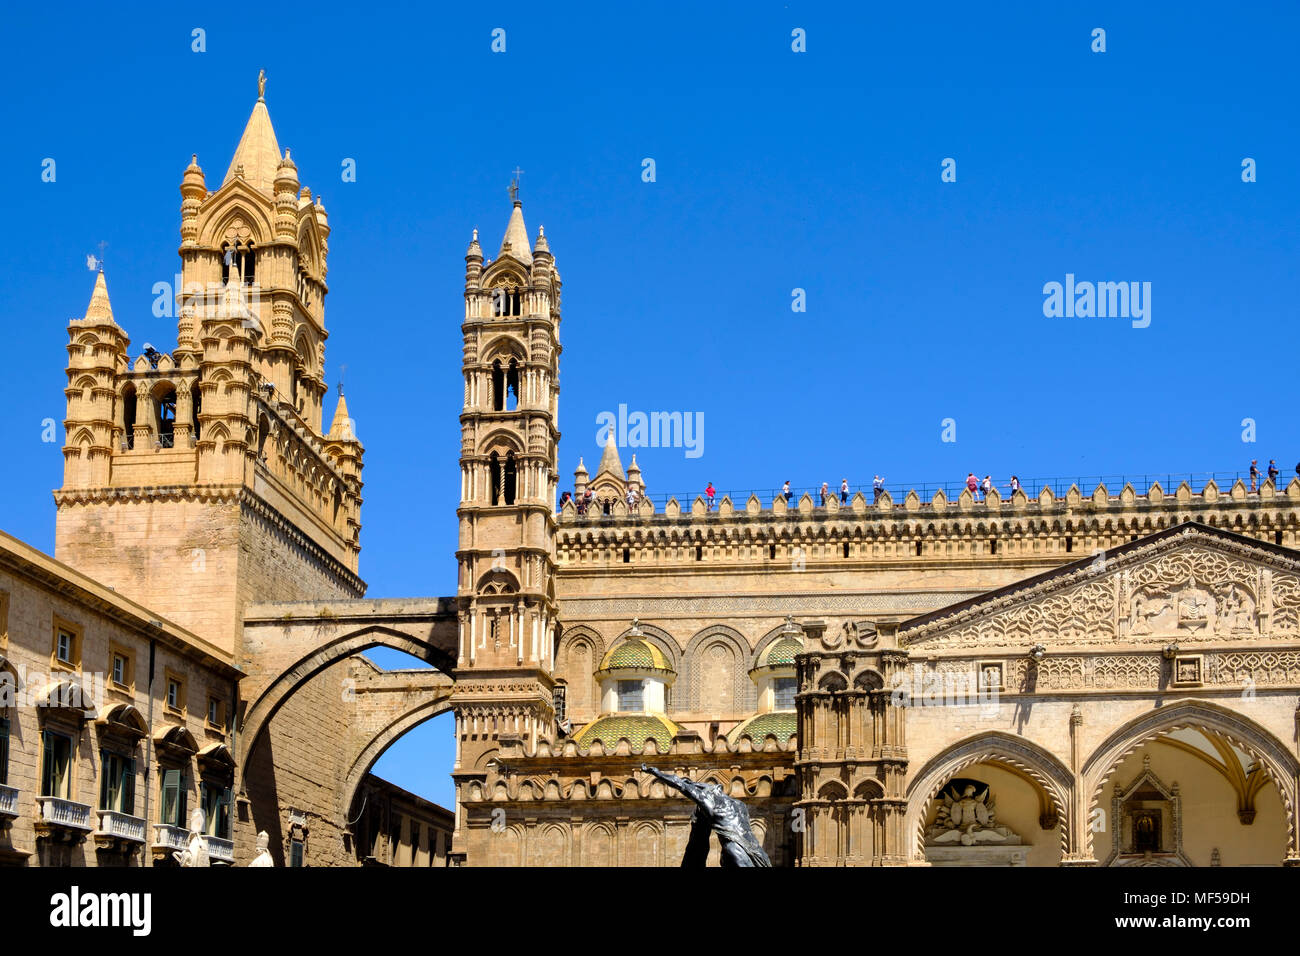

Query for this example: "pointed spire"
[499,200,532,265]
[533,224,550,256]
[328,392,356,441]
[467,227,482,259]
[596,432,625,479]
[574,456,588,479]
[84,269,114,324]
[223,75,282,193]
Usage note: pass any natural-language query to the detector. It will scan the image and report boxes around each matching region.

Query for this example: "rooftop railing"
[563,468,1298,516]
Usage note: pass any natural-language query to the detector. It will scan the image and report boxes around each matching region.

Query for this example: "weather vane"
[86,239,107,272]
[508,166,524,202]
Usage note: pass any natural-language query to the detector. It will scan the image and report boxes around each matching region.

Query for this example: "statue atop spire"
[508,166,524,203]
[257,69,267,101]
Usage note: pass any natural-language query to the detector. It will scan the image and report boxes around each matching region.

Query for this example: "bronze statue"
[642,764,771,867]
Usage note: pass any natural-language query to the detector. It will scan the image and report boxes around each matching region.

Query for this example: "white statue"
[248,830,275,867]
[927,783,1020,846]
[173,808,211,867]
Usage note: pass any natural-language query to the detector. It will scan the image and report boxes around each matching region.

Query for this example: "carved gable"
[899,524,1300,650]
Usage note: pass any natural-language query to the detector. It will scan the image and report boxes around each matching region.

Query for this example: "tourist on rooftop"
[873,475,885,502]
[840,479,849,505]
[705,482,716,510]
[627,487,639,510]
[820,482,830,506]
[1250,460,1260,492]
[981,475,993,499]
[966,473,979,500]
[560,490,572,510]
[1009,475,1021,495]
[1268,460,1279,484]
[782,480,792,503]
[579,488,593,515]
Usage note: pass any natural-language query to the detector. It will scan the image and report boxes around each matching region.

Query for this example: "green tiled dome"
[755,636,802,670]
[727,711,797,746]
[574,714,679,751]
[597,637,674,674]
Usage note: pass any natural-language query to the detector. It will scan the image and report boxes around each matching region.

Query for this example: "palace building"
[3,77,1299,866]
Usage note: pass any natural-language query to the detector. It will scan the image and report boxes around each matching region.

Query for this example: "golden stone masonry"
[2,77,1298,867]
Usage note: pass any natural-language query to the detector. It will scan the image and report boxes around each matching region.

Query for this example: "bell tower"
[449,189,563,855]
[53,73,365,655]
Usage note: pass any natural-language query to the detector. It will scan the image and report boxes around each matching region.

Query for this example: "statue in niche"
[926,782,1020,846]
[248,830,275,867]
[173,808,211,867]
[641,765,770,867]
[1175,576,1214,631]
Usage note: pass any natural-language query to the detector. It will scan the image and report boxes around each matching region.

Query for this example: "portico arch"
[904,731,1074,864]
[1081,699,1300,863]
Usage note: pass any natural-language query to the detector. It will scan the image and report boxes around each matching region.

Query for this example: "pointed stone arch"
[681,624,755,714]
[903,730,1074,864]
[1080,698,1300,862]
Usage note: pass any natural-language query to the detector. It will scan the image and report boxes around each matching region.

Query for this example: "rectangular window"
[56,630,73,664]
[289,838,304,867]
[200,782,231,839]
[617,679,644,712]
[167,680,179,710]
[112,655,126,686]
[41,730,73,798]
[99,750,136,814]
[0,716,9,787]
[160,768,187,827]
[774,677,798,711]
[207,697,224,729]
[553,685,566,723]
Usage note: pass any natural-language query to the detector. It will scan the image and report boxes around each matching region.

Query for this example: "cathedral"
[2,79,1298,867]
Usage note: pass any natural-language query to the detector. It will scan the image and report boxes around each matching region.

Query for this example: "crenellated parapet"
[555,480,1300,573]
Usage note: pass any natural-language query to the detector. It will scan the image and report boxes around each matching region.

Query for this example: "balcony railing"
[36,795,93,832]
[204,834,234,864]
[153,823,188,854]
[568,468,1299,515]
[95,809,147,844]
[0,785,19,819]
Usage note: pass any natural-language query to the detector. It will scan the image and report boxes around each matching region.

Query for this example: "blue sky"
[1,2,1297,808]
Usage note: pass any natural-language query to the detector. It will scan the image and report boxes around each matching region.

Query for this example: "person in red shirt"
[966,473,979,499]
[705,482,716,510]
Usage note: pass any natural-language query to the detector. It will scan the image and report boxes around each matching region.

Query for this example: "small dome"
[754,635,802,671]
[574,714,679,751]
[598,636,673,675]
[727,711,797,746]
[467,228,482,258]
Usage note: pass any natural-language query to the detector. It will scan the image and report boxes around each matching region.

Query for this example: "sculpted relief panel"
[902,538,1300,651]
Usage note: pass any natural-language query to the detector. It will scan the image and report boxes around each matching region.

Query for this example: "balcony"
[204,835,234,865]
[0,784,19,820]
[34,796,93,840]
[94,809,146,845]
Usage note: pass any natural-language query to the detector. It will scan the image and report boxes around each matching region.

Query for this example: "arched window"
[122,386,137,450]
[504,452,517,505]
[492,361,505,412]
[505,359,519,411]
[156,388,177,448]
[489,452,501,505]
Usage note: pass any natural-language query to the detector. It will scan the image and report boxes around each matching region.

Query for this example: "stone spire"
[223,73,282,193]
[327,392,356,441]
[596,432,625,479]
[499,200,532,265]
[84,269,115,324]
